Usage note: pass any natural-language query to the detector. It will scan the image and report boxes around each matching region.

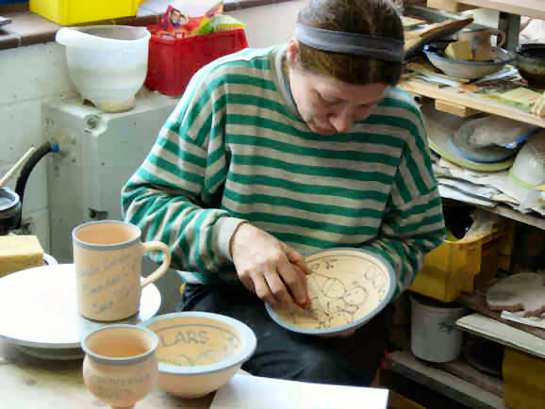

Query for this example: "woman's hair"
[296,0,404,85]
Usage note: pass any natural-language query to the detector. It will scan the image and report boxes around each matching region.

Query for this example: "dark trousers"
[178,283,392,386]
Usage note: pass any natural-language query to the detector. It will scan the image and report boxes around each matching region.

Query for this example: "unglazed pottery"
[457,27,506,61]
[487,273,545,317]
[266,248,396,335]
[81,324,159,409]
[73,220,171,322]
[423,43,514,80]
[144,312,257,398]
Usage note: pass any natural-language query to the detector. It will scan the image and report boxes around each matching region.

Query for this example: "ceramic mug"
[457,27,506,61]
[73,220,171,322]
[82,324,159,409]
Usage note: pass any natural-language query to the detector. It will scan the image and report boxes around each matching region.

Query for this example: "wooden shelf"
[477,204,545,230]
[386,351,507,409]
[426,0,545,20]
[401,78,545,128]
[458,291,545,341]
[457,313,545,360]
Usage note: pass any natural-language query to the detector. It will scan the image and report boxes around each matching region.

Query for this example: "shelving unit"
[386,351,507,409]
[427,0,545,21]
[401,78,545,128]
[397,2,545,408]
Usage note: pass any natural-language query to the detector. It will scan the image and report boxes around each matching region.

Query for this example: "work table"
[0,338,213,409]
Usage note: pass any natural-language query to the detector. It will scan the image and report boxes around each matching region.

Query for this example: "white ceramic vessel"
[144,312,257,398]
[266,248,396,336]
[56,25,150,113]
[82,324,159,409]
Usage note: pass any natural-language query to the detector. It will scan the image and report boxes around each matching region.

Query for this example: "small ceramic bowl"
[143,312,256,398]
[509,131,545,188]
[516,43,545,88]
[266,248,396,336]
[423,43,515,80]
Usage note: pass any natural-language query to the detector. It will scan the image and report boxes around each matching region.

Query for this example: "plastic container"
[410,295,465,363]
[56,25,150,113]
[145,27,248,97]
[410,222,512,302]
[503,348,545,409]
[30,0,141,25]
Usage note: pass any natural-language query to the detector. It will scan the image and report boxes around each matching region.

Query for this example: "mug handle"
[491,28,506,47]
[140,241,171,288]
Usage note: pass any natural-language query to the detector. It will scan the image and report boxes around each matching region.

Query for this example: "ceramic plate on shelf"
[0,264,161,358]
[426,113,514,172]
[266,248,396,336]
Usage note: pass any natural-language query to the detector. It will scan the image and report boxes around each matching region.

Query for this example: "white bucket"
[410,295,465,363]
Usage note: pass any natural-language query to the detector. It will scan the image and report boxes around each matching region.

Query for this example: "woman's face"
[286,41,388,135]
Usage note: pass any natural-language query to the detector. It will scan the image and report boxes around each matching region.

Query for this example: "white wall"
[0,1,304,253]
[230,1,305,48]
[0,43,75,251]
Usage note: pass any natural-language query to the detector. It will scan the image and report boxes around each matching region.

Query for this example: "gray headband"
[295,23,405,63]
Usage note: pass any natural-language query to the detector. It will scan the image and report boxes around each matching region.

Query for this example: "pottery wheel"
[0,264,161,350]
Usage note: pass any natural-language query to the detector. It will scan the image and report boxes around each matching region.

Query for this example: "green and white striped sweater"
[122,45,445,295]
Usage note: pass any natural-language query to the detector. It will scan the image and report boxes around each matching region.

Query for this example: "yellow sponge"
[0,235,44,277]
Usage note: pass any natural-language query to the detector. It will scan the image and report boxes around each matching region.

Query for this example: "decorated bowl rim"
[265,247,396,336]
[143,311,257,375]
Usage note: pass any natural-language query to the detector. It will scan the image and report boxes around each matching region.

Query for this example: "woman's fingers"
[283,244,312,275]
[250,271,277,306]
[238,273,255,294]
[264,270,296,306]
[277,258,308,307]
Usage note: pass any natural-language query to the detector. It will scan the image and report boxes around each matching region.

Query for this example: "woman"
[123,0,445,386]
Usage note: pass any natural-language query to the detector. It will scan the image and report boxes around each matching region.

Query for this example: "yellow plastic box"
[30,0,141,25]
[410,221,513,302]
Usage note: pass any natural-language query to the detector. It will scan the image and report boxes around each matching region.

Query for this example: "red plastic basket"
[145,26,249,97]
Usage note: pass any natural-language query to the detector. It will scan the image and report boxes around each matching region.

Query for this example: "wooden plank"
[439,360,503,397]
[427,0,476,12]
[386,351,508,409]
[458,291,545,341]
[449,0,545,21]
[456,313,545,359]
[478,204,545,231]
[435,99,480,117]
[400,79,545,128]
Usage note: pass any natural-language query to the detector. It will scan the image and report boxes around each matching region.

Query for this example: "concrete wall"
[0,1,304,253]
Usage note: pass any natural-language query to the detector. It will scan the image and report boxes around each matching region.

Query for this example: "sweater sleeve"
[121,68,246,273]
[362,108,446,296]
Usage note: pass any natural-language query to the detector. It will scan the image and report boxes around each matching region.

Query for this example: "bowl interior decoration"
[266,248,396,336]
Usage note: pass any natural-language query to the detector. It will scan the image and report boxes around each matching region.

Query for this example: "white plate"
[0,264,161,351]
[266,248,395,335]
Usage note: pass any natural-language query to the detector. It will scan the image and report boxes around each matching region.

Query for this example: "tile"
[0,100,43,164]
[0,42,75,104]
[20,207,51,253]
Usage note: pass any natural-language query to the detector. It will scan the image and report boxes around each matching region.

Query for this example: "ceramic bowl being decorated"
[143,312,256,398]
[266,248,396,336]
[424,43,515,80]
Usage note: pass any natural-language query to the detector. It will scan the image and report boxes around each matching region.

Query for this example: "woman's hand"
[230,223,311,308]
